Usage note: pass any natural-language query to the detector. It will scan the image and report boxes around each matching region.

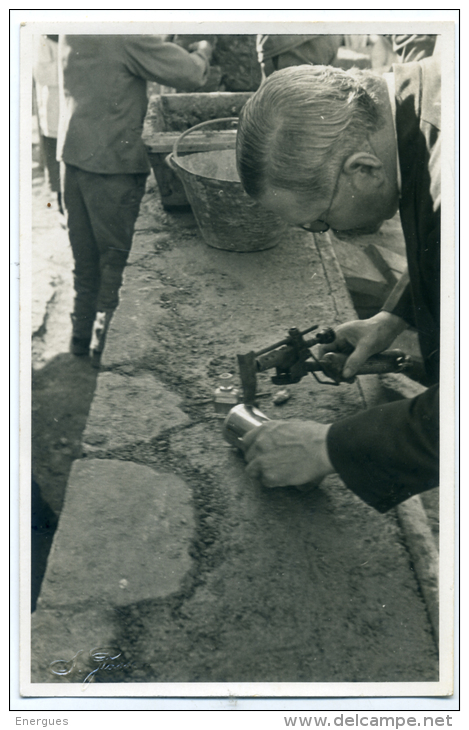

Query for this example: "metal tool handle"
[318,349,411,382]
[355,350,410,374]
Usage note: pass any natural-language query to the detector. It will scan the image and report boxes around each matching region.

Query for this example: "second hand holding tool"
[237,324,411,406]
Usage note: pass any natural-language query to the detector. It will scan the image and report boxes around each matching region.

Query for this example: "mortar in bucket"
[166,118,288,252]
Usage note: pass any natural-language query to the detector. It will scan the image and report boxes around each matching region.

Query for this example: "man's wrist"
[376,310,408,333]
[314,423,335,480]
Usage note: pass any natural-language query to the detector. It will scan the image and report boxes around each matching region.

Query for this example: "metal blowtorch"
[236,324,412,406]
[222,324,412,449]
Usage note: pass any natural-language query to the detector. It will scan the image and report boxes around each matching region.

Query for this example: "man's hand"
[317,311,407,379]
[243,420,334,488]
[190,40,213,64]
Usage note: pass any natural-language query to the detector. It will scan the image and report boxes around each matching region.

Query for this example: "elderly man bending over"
[236,57,440,513]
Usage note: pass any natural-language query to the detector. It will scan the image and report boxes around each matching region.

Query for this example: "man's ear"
[342,151,384,175]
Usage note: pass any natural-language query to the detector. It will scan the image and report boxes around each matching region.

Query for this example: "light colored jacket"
[57,35,209,174]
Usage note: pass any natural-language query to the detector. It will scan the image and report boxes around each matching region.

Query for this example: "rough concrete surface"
[29,174,441,690]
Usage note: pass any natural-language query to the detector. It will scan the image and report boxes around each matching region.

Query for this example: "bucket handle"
[173,117,238,162]
[165,153,178,172]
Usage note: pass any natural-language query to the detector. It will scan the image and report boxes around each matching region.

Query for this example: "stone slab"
[83,372,190,454]
[37,459,195,609]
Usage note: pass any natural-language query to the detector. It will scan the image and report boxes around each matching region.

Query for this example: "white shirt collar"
[383,71,402,196]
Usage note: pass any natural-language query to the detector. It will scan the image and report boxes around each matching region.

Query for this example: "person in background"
[236,55,440,514]
[33,35,62,213]
[256,35,344,79]
[367,34,438,75]
[391,34,437,63]
[256,34,438,81]
[57,35,212,365]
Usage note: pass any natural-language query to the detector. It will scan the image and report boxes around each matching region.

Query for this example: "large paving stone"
[37,459,195,609]
[83,372,190,453]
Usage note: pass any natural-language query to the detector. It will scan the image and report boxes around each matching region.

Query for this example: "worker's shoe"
[90,311,113,368]
[70,313,93,356]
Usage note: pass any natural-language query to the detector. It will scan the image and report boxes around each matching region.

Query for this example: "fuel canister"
[222,403,270,449]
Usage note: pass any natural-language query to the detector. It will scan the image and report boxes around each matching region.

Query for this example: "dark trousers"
[39,135,61,193]
[63,164,147,339]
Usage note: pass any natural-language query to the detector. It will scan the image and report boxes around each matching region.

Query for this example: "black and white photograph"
[13,9,458,713]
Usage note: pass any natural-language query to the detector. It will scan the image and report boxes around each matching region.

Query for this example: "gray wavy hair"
[236,65,385,204]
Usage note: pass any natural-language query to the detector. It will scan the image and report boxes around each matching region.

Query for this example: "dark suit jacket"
[327,56,440,512]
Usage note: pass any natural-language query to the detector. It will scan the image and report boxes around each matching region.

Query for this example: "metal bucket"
[166,118,288,252]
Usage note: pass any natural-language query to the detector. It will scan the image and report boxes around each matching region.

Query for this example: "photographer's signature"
[49,647,135,683]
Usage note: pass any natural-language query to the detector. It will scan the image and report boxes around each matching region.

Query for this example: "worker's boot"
[90,311,113,368]
[70,314,92,356]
